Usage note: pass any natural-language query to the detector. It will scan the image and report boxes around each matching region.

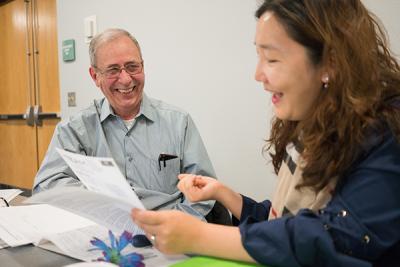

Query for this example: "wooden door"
[0,0,60,189]
[34,0,60,163]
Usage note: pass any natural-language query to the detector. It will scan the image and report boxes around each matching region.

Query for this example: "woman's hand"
[131,208,204,254]
[178,173,243,218]
[131,208,254,263]
[177,174,221,202]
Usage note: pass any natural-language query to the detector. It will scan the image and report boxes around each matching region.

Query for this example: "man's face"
[89,35,145,119]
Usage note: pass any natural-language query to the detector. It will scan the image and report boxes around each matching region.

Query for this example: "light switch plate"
[84,15,97,44]
[67,92,76,107]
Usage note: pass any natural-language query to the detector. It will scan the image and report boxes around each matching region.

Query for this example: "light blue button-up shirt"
[33,94,216,219]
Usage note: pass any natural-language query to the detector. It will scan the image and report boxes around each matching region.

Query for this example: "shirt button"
[338,210,347,217]
[128,157,133,162]
[363,235,370,244]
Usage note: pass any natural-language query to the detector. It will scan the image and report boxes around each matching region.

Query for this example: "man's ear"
[89,66,101,87]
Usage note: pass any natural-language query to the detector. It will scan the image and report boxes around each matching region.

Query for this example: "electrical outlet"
[68,92,76,107]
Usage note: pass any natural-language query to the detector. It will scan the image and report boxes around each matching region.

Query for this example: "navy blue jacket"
[234,127,400,266]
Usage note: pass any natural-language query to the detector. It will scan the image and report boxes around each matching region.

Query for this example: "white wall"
[57,0,275,201]
[56,0,400,202]
[362,0,400,59]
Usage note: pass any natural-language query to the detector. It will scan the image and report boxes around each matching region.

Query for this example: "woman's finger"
[177,173,194,180]
[132,209,164,226]
[193,176,207,187]
[177,175,195,191]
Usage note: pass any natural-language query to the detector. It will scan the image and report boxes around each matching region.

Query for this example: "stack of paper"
[0,149,186,266]
[0,203,184,265]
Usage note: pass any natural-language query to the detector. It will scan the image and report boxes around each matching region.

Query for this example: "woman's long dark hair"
[257,0,400,191]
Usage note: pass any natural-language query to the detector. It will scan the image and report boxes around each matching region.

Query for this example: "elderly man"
[33,28,219,221]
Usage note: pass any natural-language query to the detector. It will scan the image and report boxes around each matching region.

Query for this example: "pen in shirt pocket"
[158,153,178,171]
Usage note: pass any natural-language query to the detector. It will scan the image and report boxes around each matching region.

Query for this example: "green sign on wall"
[62,39,75,62]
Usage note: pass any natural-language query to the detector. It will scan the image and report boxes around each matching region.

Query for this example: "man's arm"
[174,114,217,220]
[33,121,85,193]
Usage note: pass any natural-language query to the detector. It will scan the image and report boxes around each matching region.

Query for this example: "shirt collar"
[98,94,156,122]
[99,98,113,122]
[139,94,156,122]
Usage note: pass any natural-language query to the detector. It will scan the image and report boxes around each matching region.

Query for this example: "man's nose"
[118,69,134,83]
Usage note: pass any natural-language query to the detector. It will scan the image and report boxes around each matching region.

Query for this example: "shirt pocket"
[133,154,181,195]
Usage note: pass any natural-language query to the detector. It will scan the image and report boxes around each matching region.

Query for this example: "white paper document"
[0,204,185,265]
[26,186,144,235]
[56,148,145,210]
[38,224,186,266]
[0,150,187,265]
[0,188,23,202]
[0,204,95,247]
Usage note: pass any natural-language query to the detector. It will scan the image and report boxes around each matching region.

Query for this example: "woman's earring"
[322,76,329,89]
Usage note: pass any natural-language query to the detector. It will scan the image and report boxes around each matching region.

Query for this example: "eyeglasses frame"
[94,61,144,79]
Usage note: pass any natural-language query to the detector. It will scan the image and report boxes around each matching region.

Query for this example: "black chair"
[205,201,232,225]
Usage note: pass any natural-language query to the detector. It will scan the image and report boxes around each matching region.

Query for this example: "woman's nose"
[254,61,265,82]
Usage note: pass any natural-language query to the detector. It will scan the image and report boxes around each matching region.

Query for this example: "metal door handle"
[0,114,25,120]
[0,106,34,126]
[33,105,60,126]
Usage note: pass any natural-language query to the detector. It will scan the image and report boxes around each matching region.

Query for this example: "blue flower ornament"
[90,230,145,267]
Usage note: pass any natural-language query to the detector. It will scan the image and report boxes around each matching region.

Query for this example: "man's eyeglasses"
[96,62,143,79]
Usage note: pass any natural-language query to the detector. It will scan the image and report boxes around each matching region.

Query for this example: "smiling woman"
[254,12,324,121]
[131,0,400,266]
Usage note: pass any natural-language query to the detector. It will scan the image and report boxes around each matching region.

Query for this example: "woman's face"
[255,12,326,121]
